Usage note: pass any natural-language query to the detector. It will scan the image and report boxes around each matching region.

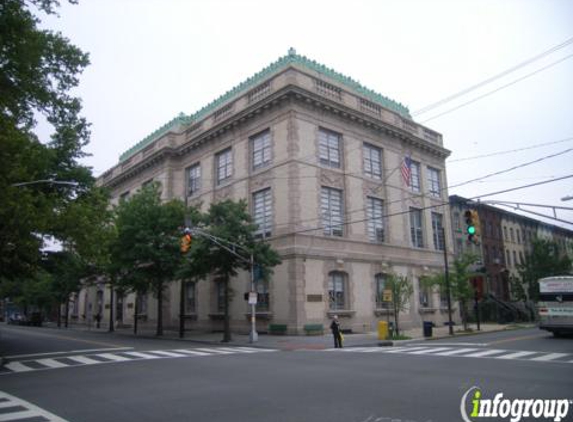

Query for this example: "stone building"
[81,49,455,334]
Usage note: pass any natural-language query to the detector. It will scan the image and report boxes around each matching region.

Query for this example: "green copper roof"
[119,49,411,162]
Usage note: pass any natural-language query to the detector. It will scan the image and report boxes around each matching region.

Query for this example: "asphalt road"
[1,325,571,422]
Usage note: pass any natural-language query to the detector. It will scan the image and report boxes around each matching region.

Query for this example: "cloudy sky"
[41,0,573,226]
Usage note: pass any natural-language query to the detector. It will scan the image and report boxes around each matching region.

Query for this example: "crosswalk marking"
[36,358,69,368]
[1,347,276,375]
[4,362,34,373]
[96,353,131,362]
[496,351,539,360]
[530,353,569,362]
[464,349,508,358]
[328,346,571,364]
[432,348,479,356]
[66,356,101,365]
[122,351,162,359]
[0,391,69,422]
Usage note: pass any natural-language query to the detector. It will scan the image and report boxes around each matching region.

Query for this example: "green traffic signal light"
[467,226,476,235]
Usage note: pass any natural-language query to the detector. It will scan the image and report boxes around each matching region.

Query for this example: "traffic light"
[464,210,480,245]
[180,230,192,253]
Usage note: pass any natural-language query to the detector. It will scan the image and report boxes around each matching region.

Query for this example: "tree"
[112,183,185,336]
[518,238,572,302]
[385,273,414,337]
[422,253,479,331]
[0,0,92,283]
[180,200,281,342]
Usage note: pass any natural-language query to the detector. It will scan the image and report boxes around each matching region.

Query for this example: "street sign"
[248,291,258,305]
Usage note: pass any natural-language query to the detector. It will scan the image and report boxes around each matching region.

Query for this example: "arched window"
[328,271,347,310]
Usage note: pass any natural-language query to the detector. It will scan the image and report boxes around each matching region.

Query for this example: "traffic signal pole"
[442,227,454,336]
[189,226,258,343]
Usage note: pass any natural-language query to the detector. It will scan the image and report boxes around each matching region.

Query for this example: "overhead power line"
[448,136,573,163]
[413,35,573,116]
[419,52,573,124]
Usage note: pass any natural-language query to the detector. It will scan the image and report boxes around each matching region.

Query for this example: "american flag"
[401,155,411,186]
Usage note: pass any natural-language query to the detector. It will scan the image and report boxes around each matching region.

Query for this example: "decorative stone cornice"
[118,48,412,163]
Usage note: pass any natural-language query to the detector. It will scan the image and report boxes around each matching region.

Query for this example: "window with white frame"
[366,197,385,243]
[418,278,431,308]
[427,167,441,198]
[321,187,344,237]
[328,271,347,310]
[251,130,271,171]
[410,160,421,192]
[215,148,233,185]
[136,293,148,315]
[431,212,444,250]
[440,288,449,308]
[187,163,201,196]
[375,273,389,309]
[253,188,272,239]
[363,143,382,179]
[255,278,269,312]
[185,282,196,313]
[410,207,424,248]
[318,128,341,168]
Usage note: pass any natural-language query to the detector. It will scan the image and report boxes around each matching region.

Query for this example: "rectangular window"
[328,272,346,310]
[216,148,233,185]
[366,197,385,243]
[253,188,272,239]
[453,212,460,231]
[431,212,444,250]
[251,130,271,171]
[427,167,441,198]
[363,143,382,179]
[506,249,511,267]
[418,279,431,308]
[318,129,341,168]
[136,293,148,315]
[410,160,421,192]
[410,207,424,248]
[513,251,517,268]
[216,281,225,313]
[185,282,196,313]
[375,274,389,309]
[187,163,201,196]
[321,187,344,237]
[255,279,269,312]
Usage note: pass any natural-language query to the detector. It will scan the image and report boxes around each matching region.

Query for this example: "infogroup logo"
[460,386,571,422]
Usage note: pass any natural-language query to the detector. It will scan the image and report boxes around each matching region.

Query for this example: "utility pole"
[442,227,454,335]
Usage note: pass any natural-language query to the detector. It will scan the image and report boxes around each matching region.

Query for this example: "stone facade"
[84,50,458,334]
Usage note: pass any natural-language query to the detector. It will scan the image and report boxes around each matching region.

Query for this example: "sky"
[40,0,573,227]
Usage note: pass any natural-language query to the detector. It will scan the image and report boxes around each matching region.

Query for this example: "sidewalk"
[53,322,534,351]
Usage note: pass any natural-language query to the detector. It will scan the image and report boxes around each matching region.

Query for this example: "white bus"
[538,276,573,337]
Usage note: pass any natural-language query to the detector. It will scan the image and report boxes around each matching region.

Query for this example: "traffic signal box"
[464,209,481,245]
[180,233,192,253]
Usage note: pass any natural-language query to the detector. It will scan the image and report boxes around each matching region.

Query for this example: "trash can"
[378,321,389,340]
[423,321,433,337]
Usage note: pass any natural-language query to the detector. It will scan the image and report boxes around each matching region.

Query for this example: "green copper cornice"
[119,49,411,162]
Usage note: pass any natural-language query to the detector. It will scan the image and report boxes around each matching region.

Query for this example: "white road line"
[5,347,133,360]
[194,348,235,355]
[232,347,277,353]
[464,349,508,358]
[172,349,212,356]
[0,402,16,409]
[0,409,40,421]
[530,353,570,362]
[0,391,69,422]
[496,351,539,360]
[66,356,102,365]
[432,348,479,356]
[408,347,454,355]
[148,351,188,358]
[410,342,489,347]
[4,362,34,373]
[121,351,162,359]
[36,358,69,369]
[95,353,131,362]
[385,346,431,353]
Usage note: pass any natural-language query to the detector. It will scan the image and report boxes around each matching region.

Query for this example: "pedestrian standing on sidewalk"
[330,315,343,348]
